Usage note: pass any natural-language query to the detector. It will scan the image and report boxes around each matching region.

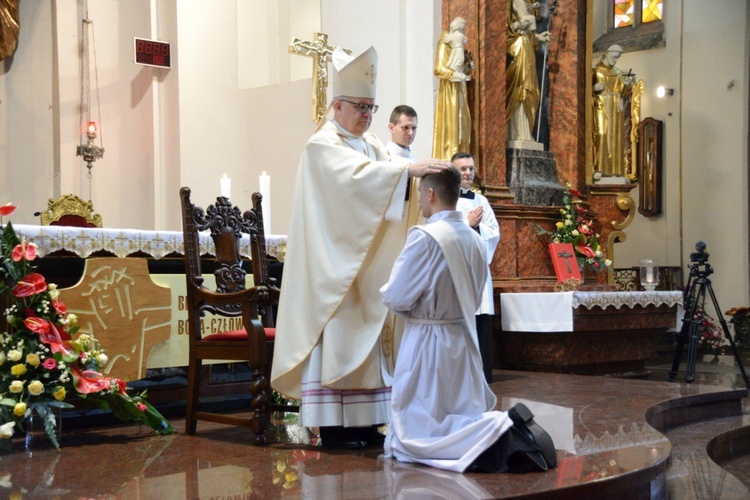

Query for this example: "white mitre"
[331,46,377,99]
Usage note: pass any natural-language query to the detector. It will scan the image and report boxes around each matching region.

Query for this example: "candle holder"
[640,259,659,291]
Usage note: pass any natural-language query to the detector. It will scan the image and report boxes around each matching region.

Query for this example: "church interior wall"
[173,0,312,233]
[54,0,158,230]
[678,0,749,312]
[0,0,747,310]
[320,0,440,162]
[174,0,439,234]
[594,0,750,311]
[0,0,54,222]
[152,0,181,230]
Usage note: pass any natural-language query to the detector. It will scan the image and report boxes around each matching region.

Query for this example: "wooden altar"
[9,224,286,382]
[497,291,682,375]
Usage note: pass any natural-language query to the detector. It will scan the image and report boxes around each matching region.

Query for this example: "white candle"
[646,267,655,283]
[259,171,271,234]
[220,174,231,199]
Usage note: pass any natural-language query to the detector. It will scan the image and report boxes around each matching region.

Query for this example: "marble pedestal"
[506,148,566,206]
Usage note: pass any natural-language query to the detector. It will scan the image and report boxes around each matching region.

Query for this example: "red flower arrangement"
[0,204,174,450]
[536,183,612,273]
[726,306,750,351]
[695,307,726,356]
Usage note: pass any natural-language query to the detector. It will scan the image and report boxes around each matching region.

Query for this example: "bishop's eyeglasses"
[340,99,379,114]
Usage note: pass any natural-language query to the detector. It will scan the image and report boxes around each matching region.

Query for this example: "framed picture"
[548,243,582,283]
[638,117,662,217]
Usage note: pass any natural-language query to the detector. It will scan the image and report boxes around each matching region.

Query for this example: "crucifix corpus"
[557,249,574,273]
[289,32,351,123]
[548,242,582,284]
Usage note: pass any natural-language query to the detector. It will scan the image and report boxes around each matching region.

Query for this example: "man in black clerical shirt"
[452,152,499,383]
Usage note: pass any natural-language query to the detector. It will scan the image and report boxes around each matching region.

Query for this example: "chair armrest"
[266,285,281,305]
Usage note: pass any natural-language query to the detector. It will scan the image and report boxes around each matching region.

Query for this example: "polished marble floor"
[0,361,748,499]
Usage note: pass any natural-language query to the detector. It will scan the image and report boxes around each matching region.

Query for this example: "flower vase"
[24,409,62,451]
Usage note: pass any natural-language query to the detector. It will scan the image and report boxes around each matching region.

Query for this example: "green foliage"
[0,213,175,450]
[535,183,612,273]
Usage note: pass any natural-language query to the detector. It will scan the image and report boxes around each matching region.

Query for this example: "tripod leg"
[684,282,709,383]
[669,319,688,382]
[706,283,750,388]
[685,317,701,383]
[670,273,697,382]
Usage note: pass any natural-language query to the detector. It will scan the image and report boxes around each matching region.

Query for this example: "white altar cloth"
[13,224,287,262]
[501,290,684,332]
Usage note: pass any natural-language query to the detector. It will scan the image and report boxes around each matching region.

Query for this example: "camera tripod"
[669,242,750,388]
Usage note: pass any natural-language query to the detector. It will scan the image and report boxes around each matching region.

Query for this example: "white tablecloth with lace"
[501,290,683,332]
[13,224,287,262]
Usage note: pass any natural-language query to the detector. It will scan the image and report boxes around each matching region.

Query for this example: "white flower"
[595,250,603,258]
[27,380,44,396]
[48,283,59,300]
[605,259,612,267]
[9,380,24,393]
[572,230,579,236]
[7,349,21,362]
[564,220,573,226]
[0,422,15,439]
[0,351,5,366]
[66,313,78,325]
[98,353,109,367]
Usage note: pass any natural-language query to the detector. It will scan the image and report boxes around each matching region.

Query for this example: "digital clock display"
[134,38,171,68]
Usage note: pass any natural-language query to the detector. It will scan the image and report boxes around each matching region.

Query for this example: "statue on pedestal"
[432,17,473,160]
[592,44,634,177]
[506,0,550,147]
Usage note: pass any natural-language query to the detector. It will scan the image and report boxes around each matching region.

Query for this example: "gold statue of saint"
[289,32,350,123]
[432,17,473,160]
[592,44,634,176]
[506,0,551,143]
[0,0,19,60]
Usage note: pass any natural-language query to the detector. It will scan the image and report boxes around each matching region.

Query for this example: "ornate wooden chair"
[179,187,279,444]
[39,194,103,227]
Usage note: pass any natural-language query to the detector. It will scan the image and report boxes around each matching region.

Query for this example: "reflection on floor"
[0,359,748,499]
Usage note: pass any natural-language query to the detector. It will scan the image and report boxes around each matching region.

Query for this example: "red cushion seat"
[202,328,275,341]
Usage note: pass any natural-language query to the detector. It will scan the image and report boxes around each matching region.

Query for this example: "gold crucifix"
[289,32,350,123]
[365,64,376,84]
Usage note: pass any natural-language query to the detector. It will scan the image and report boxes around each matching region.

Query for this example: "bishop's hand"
[408,160,452,178]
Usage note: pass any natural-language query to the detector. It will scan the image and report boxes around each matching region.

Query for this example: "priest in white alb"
[271,45,451,449]
[380,167,557,473]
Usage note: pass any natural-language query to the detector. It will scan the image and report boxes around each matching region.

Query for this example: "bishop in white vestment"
[272,46,451,448]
